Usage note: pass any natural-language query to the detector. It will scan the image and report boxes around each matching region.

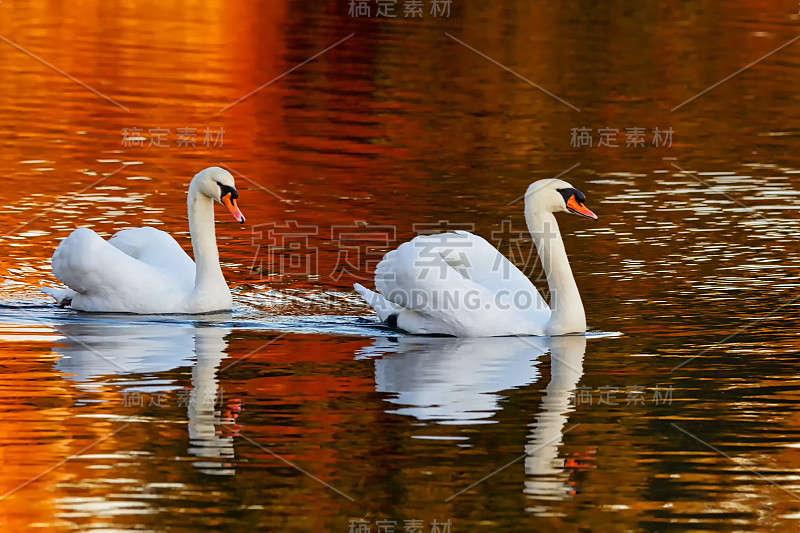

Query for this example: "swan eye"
[557,187,586,205]
[217,182,238,200]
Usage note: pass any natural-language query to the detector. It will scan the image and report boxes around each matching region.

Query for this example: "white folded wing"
[356,231,550,336]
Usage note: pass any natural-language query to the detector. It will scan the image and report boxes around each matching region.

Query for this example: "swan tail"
[355,283,444,334]
[354,283,403,322]
[40,286,76,307]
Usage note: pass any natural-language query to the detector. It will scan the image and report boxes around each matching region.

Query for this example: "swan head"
[525,179,597,220]
[192,167,246,224]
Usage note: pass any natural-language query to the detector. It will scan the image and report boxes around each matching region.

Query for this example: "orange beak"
[566,195,598,220]
[222,195,245,224]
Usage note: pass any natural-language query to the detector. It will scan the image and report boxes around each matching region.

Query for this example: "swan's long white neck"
[526,206,587,335]
[187,181,226,296]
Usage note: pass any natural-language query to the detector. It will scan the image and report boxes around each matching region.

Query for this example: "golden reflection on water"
[1,0,800,530]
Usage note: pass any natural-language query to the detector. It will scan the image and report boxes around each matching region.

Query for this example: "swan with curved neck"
[42,166,245,314]
[354,179,597,336]
[524,180,594,335]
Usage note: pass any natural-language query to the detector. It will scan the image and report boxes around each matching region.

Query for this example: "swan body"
[41,167,245,314]
[354,179,597,337]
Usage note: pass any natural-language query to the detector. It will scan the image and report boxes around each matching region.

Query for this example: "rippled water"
[2,1,800,531]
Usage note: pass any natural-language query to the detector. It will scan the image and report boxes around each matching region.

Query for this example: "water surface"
[1,1,800,531]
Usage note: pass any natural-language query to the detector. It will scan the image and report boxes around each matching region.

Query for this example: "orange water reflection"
[2,0,800,530]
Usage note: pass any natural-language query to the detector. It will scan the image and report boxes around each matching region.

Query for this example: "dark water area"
[1,1,800,531]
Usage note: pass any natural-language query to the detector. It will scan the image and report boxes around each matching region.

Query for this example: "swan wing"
[446,230,546,296]
[108,227,195,282]
[51,227,192,312]
[369,232,550,336]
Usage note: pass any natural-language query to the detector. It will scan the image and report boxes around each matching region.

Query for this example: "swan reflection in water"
[358,334,587,504]
[52,316,235,475]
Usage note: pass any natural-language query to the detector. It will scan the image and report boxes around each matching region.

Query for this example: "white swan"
[354,179,597,336]
[41,167,246,314]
